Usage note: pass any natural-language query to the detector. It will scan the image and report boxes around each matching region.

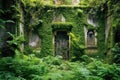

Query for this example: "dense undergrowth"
[0,53,120,80]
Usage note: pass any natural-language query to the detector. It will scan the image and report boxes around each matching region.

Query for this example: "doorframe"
[52,30,70,59]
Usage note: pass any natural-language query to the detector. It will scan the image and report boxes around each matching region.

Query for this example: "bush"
[0,54,120,80]
[112,43,120,63]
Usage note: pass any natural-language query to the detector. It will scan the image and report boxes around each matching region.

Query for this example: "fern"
[0,54,120,80]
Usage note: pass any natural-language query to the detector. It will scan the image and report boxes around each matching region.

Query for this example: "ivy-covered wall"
[36,6,85,58]
[19,3,110,60]
[38,7,53,57]
[23,4,108,60]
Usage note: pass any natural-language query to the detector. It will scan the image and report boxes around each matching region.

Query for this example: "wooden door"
[55,31,69,59]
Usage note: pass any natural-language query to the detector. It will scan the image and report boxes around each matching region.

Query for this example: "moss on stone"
[52,22,73,31]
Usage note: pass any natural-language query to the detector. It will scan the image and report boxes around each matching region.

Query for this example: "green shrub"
[0,54,120,80]
[112,43,120,63]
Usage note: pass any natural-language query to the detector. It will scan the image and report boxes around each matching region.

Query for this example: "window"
[87,30,96,48]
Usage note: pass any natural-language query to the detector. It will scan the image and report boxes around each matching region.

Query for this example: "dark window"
[87,30,95,48]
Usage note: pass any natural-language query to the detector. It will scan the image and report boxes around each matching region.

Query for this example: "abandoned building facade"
[0,0,116,60]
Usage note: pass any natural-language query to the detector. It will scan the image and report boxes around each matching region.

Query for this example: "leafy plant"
[0,19,15,29]
[0,54,120,80]
[7,32,25,47]
[0,32,25,57]
[112,43,120,63]
[69,32,85,61]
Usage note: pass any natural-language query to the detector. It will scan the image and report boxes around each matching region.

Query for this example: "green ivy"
[52,22,73,31]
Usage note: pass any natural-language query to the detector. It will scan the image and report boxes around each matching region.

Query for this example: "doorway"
[54,31,69,59]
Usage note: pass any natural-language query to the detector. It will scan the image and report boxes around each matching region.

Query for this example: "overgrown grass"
[0,53,120,80]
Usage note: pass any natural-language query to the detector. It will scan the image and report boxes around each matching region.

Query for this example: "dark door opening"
[115,30,120,43]
[55,31,69,59]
